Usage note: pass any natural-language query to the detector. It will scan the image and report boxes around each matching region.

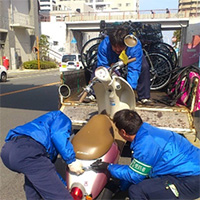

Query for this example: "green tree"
[173,30,181,47]
[39,34,50,61]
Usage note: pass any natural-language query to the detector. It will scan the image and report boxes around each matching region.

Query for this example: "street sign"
[32,46,39,53]
[71,37,77,44]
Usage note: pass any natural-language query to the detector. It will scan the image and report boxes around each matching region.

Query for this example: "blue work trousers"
[1,136,73,200]
[136,55,151,100]
[128,175,200,200]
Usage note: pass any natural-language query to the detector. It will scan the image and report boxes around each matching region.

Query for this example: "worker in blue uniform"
[91,109,200,199]
[96,26,151,104]
[1,110,84,200]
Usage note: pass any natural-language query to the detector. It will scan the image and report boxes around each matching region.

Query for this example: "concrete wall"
[41,20,99,60]
[41,21,66,53]
[186,18,200,44]
[0,0,40,69]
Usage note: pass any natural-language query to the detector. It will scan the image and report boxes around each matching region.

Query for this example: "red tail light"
[70,187,83,200]
[76,62,79,67]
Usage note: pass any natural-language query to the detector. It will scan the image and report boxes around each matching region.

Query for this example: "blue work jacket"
[5,111,76,164]
[97,36,143,89]
[108,122,200,185]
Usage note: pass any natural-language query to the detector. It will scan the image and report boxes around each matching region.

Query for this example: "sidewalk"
[7,67,59,77]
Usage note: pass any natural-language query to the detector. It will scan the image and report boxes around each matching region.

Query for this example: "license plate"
[62,64,67,68]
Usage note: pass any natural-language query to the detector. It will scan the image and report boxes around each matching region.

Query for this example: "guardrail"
[48,48,63,62]
[40,9,198,22]
[0,12,34,28]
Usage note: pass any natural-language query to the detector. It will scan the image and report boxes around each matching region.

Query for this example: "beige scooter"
[79,34,138,118]
[61,34,138,200]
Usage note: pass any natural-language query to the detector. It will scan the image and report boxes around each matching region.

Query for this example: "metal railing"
[40,8,199,22]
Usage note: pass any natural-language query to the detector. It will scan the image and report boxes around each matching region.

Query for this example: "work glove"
[68,160,84,175]
[90,159,109,172]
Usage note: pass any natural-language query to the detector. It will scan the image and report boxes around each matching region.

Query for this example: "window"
[53,41,58,45]
[40,5,51,7]
[62,55,76,62]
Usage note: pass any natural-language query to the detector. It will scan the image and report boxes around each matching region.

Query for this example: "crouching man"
[91,109,200,200]
[1,110,84,200]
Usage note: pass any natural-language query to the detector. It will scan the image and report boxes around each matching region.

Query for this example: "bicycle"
[147,42,178,68]
[143,48,173,91]
[80,21,177,91]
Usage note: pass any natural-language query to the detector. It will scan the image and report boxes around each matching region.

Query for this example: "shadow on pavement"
[1,83,60,111]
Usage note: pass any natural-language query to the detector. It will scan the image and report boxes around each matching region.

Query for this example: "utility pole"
[36,36,40,70]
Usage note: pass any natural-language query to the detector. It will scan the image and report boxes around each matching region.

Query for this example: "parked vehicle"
[59,54,83,72]
[58,26,199,200]
[0,65,7,82]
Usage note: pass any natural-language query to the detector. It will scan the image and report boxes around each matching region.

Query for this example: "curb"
[7,68,59,75]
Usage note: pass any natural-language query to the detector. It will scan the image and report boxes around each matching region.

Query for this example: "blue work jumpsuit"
[1,110,75,200]
[97,36,150,100]
[108,122,200,199]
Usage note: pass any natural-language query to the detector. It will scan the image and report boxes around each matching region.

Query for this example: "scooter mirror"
[124,34,138,47]
[58,84,71,98]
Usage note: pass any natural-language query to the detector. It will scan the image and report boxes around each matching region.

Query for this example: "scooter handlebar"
[78,78,97,102]
[110,57,136,74]
[79,91,88,102]
[127,57,136,64]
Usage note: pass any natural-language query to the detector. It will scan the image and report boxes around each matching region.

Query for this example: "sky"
[139,0,179,10]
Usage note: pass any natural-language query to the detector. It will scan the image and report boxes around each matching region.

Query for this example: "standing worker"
[91,109,200,199]
[96,25,151,104]
[1,110,84,200]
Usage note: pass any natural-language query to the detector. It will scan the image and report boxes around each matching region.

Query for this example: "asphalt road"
[0,68,61,200]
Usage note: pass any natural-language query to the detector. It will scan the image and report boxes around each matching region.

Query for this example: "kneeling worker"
[1,110,84,200]
[91,109,200,200]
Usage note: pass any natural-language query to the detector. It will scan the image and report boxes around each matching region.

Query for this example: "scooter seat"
[72,114,115,160]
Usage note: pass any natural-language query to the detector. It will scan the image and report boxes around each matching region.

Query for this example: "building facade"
[178,0,200,17]
[39,0,57,12]
[85,0,139,12]
[0,0,40,69]
[40,0,138,13]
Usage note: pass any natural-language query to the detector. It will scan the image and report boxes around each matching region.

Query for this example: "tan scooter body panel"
[94,76,136,118]
[72,114,115,160]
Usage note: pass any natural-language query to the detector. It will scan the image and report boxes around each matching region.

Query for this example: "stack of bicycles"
[81,21,178,91]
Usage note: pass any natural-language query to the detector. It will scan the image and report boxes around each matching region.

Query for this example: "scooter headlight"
[95,67,111,82]
[70,187,83,200]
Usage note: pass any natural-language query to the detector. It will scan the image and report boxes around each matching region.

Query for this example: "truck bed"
[60,101,199,148]
[60,70,199,148]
